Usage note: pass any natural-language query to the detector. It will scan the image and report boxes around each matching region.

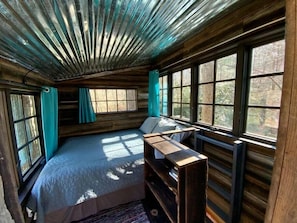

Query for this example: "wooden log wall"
[56,69,149,139]
[154,0,285,222]
[154,0,285,71]
[0,59,53,223]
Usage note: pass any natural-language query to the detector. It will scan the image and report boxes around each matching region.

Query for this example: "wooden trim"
[265,0,297,222]
[56,65,151,83]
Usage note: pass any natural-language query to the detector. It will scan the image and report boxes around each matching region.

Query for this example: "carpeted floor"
[74,201,150,223]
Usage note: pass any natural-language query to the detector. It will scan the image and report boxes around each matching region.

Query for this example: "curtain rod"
[0,79,42,91]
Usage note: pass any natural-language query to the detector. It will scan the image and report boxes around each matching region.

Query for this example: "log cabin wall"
[56,69,149,139]
[0,59,54,223]
[154,0,285,222]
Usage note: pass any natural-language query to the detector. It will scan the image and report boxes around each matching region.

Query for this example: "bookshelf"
[144,134,208,223]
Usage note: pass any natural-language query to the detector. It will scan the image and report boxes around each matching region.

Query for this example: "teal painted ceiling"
[0,0,241,81]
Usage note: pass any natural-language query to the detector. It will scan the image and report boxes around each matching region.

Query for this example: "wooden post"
[265,0,297,222]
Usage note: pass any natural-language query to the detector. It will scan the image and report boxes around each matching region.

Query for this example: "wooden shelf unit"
[144,134,208,223]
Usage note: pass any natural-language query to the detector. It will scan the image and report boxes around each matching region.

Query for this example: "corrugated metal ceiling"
[0,0,240,81]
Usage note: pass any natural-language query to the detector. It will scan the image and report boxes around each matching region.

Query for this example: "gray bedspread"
[27,129,144,223]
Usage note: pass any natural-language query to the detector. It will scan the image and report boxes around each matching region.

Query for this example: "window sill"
[18,165,43,206]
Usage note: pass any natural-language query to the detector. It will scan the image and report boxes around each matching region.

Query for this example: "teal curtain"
[148,70,160,117]
[41,87,58,161]
[79,88,96,123]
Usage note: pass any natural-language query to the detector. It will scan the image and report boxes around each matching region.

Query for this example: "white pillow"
[152,118,176,133]
[139,117,160,133]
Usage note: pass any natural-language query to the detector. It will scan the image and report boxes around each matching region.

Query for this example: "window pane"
[23,95,36,117]
[160,75,168,116]
[198,84,213,103]
[199,61,214,83]
[108,101,117,112]
[172,103,181,117]
[11,94,24,120]
[117,89,126,101]
[172,88,181,103]
[215,81,235,105]
[96,89,106,101]
[18,147,30,175]
[251,40,285,76]
[182,86,191,103]
[249,76,283,107]
[173,72,181,87]
[26,118,39,141]
[214,105,234,129]
[90,89,95,100]
[127,90,136,100]
[127,101,136,111]
[107,89,117,100]
[216,54,237,80]
[161,102,168,115]
[162,76,168,89]
[97,102,107,113]
[29,139,42,164]
[182,104,190,119]
[14,121,27,148]
[118,101,127,111]
[246,108,279,139]
[198,105,212,124]
[182,68,191,85]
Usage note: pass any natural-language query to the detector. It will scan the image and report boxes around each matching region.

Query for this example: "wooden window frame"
[7,90,45,193]
[171,68,192,121]
[163,26,285,145]
[196,52,237,130]
[90,88,138,114]
[159,75,168,116]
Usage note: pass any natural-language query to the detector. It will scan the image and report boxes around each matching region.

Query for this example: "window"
[245,40,285,139]
[159,75,168,115]
[172,68,191,120]
[90,89,137,113]
[197,54,237,129]
[10,93,43,182]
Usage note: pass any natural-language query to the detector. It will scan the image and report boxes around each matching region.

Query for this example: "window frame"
[159,74,168,116]
[241,38,285,142]
[161,27,285,146]
[196,51,238,131]
[90,88,138,114]
[171,68,192,121]
[7,90,45,191]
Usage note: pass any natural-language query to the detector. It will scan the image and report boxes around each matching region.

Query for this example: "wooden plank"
[265,0,297,222]
[155,0,285,71]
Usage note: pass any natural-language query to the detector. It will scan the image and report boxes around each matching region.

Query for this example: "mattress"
[27,129,145,223]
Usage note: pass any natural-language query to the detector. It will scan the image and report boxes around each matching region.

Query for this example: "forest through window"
[160,38,285,142]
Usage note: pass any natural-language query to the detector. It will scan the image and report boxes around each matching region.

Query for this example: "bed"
[27,117,191,223]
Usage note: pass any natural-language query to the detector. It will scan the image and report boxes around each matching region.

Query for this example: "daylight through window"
[90,89,137,113]
[159,75,168,116]
[172,68,191,120]
[10,94,42,178]
[246,40,285,139]
[198,54,237,129]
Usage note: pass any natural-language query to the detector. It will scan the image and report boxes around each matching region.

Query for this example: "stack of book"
[169,167,178,181]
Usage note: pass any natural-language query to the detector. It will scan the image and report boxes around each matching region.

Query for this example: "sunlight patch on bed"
[102,136,120,143]
[76,189,97,204]
[106,171,120,180]
[120,133,139,140]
